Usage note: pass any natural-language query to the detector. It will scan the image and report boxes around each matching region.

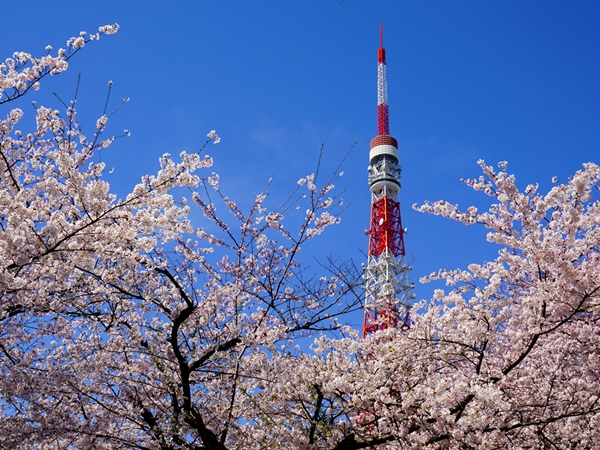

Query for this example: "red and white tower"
[363,24,413,336]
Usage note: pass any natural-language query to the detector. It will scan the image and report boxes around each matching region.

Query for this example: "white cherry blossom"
[1,26,599,450]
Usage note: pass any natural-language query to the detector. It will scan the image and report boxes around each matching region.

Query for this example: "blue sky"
[2,1,600,324]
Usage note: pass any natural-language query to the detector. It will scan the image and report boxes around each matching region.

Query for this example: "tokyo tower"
[362,24,414,336]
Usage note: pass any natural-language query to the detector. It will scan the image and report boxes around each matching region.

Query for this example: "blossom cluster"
[0,24,119,104]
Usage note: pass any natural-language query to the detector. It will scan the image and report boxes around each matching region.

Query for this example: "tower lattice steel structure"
[362,24,413,336]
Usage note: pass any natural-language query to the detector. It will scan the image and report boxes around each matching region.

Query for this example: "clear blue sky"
[2,1,600,323]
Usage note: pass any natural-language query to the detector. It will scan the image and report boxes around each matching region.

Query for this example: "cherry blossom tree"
[2,27,600,450]
[278,160,600,449]
[0,26,363,449]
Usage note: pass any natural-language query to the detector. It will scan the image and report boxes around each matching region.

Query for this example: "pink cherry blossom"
[1,26,599,450]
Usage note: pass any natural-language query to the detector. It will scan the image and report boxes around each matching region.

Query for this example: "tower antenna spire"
[363,24,414,337]
[377,25,388,135]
